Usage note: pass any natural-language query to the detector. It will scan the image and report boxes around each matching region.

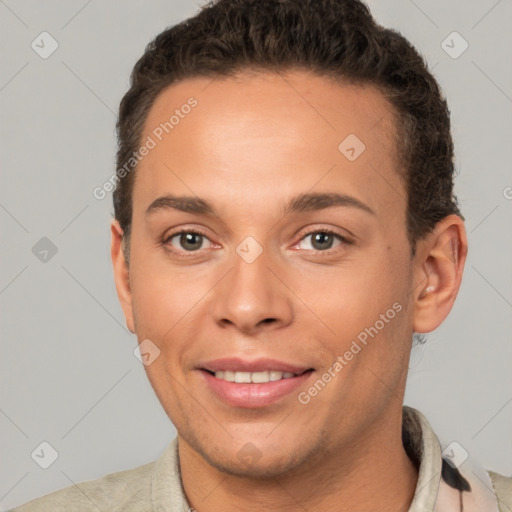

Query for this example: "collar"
[404,406,499,512]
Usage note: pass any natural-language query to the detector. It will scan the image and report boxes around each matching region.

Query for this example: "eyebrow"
[145,192,376,217]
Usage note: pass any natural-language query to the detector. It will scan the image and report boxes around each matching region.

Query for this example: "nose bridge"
[212,240,294,332]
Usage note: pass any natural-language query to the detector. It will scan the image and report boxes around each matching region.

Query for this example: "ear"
[412,214,468,333]
[110,219,135,333]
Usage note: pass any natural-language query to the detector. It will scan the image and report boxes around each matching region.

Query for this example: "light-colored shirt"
[9,406,512,511]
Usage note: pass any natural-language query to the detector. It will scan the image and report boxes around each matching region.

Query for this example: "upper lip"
[199,357,313,374]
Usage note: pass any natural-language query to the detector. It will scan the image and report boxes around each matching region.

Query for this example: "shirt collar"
[404,406,500,512]
[404,405,443,510]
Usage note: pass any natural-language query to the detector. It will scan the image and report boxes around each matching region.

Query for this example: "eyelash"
[162,228,351,257]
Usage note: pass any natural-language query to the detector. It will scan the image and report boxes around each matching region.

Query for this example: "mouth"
[197,358,315,408]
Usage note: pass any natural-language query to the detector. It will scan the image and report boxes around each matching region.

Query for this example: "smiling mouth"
[203,369,314,383]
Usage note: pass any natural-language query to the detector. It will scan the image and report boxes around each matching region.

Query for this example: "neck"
[179,407,419,512]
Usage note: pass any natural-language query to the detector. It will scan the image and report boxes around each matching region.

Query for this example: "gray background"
[0,0,511,509]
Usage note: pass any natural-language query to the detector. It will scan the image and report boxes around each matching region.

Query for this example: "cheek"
[301,257,401,333]
[128,240,201,332]
[128,255,215,373]
[305,251,411,388]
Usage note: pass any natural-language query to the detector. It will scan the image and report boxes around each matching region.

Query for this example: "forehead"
[142,70,398,150]
[134,70,404,220]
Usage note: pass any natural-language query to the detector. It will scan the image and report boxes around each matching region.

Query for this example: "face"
[114,70,422,477]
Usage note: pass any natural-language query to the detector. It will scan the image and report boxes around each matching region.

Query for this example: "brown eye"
[310,232,335,250]
[166,231,210,251]
[297,230,348,252]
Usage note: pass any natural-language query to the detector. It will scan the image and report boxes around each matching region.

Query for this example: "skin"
[111,70,467,511]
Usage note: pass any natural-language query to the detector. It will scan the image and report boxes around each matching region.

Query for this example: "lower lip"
[200,370,314,408]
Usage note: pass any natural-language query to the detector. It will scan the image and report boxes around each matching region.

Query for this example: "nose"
[211,247,294,334]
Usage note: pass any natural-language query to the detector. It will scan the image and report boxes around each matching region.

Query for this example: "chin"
[206,452,300,480]
[192,435,318,481]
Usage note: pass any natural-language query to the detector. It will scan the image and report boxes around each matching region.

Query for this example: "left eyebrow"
[284,192,376,217]
[145,192,376,217]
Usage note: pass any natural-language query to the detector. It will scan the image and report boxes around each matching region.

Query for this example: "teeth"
[213,370,298,383]
[251,371,270,383]
[235,371,252,383]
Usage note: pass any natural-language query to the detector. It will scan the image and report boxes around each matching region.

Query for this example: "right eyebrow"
[145,195,215,216]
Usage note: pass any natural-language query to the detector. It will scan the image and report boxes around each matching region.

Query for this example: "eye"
[164,230,213,252]
[163,228,350,256]
[296,229,348,252]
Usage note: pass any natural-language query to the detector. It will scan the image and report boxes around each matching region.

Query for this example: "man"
[11,0,511,510]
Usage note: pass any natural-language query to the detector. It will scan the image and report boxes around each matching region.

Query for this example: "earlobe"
[110,219,135,333]
[412,215,468,334]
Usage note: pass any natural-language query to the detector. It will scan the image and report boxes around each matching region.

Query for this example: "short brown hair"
[113,0,462,259]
